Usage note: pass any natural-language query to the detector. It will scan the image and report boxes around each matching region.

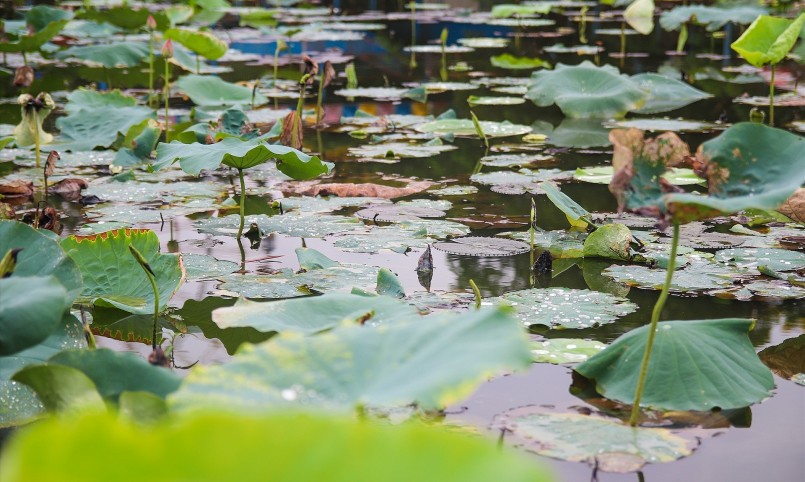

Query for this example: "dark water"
[2,4,803,481]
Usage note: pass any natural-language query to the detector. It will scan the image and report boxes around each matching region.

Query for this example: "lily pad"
[433,237,530,256]
[197,212,361,238]
[574,166,703,185]
[56,42,150,68]
[490,54,551,70]
[630,73,713,114]
[212,293,420,334]
[583,224,632,261]
[606,118,718,132]
[575,318,775,410]
[471,169,572,195]
[458,37,509,48]
[355,204,445,222]
[492,408,693,470]
[603,258,741,293]
[60,229,184,315]
[415,119,531,138]
[467,96,526,106]
[182,253,239,280]
[531,339,608,364]
[169,307,531,412]
[527,61,646,118]
[331,219,469,254]
[714,248,805,272]
[348,141,457,160]
[484,288,637,329]
[503,230,586,259]
[175,74,267,107]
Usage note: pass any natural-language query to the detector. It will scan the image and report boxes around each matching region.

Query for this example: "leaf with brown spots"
[777,188,805,223]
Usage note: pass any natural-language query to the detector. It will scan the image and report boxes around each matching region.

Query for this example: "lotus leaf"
[492,408,693,469]
[480,153,553,168]
[56,42,150,68]
[491,4,553,17]
[583,224,632,261]
[175,297,271,356]
[485,288,637,329]
[758,335,805,380]
[11,365,105,415]
[4,222,75,287]
[113,121,161,167]
[574,166,703,185]
[404,45,473,53]
[468,96,526,106]
[60,229,184,315]
[714,248,805,272]
[182,253,239,280]
[606,118,718,132]
[165,28,227,60]
[541,181,592,226]
[458,37,509,48]
[280,196,388,214]
[490,54,551,70]
[603,258,742,293]
[170,308,531,411]
[331,219,469,254]
[56,106,155,152]
[175,74,267,107]
[154,136,331,179]
[531,339,607,364]
[526,62,646,118]
[196,212,360,238]
[348,141,457,160]
[0,412,553,482]
[77,6,170,31]
[64,89,137,112]
[533,118,612,148]
[334,87,410,100]
[433,237,530,256]
[414,119,531,138]
[472,169,572,195]
[25,6,73,33]
[660,5,767,32]
[0,19,68,53]
[504,230,586,259]
[212,293,420,334]
[731,14,805,67]
[630,73,712,114]
[0,277,69,357]
[575,319,775,410]
[666,123,805,223]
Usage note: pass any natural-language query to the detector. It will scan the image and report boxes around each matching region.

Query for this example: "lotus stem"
[32,115,40,169]
[619,22,626,70]
[469,279,482,309]
[129,245,160,351]
[236,168,247,239]
[470,110,488,149]
[164,59,170,139]
[579,6,588,44]
[22,51,27,66]
[769,64,775,127]
[409,2,417,68]
[148,31,155,108]
[293,74,311,149]
[629,222,680,426]
[316,73,324,125]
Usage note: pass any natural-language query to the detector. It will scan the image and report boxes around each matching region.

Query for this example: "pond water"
[1,2,803,481]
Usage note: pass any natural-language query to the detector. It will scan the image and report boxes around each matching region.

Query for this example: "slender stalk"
[129,246,160,351]
[769,64,775,127]
[469,279,482,309]
[148,31,154,108]
[22,51,27,65]
[629,222,680,426]
[409,2,417,68]
[619,21,626,70]
[292,74,310,149]
[32,114,41,168]
[579,6,588,44]
[236,168,247,238]
[316,73,324,125]
[164,59,170,139]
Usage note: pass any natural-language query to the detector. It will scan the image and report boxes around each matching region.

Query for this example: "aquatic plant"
[13,93,54,168]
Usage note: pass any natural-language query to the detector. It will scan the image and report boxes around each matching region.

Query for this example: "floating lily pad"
[574,166,703,185]
[714,248,805,272]
[492,408,694,470]
[212,293,420,335]
[404,45,473,53]
[504,230,586,259]
[606,118,718,132]
[484,288,637,329]
[531,339,608,364]
[332,219,470,254]
[175,74,267,107]
[355,204,445,222]
[418,82,479,93]
[56,42,150,68]
[280,196,388,214]
[490,54,551,70]
[532,118,612,148]
[197,213,361,238]
[348,141,457,160]
[576,318,775,410]
[630,73,713,114]
[433,237,530,257]
[603,258,743,293]
[738,279,805,300]
[458,37,509,48]
[429,185,478,196]
[467,96,526,106]
[660,5,767,32]
[480,153,554,168]
[471,169,572,195]
[583,223,632,261]
[333,87,410,100]
[170,308,531,412]
[182,253,239,280]
[415,119,531,138]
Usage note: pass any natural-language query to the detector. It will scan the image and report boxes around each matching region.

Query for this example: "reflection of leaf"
[0,412,552,482]
[177,297,271,356]
[759,335,805,380]
[493,407,693,470]
[170,308,531,412]
[576,318,774,410]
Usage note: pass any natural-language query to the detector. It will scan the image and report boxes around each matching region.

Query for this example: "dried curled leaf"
[321,61,336,89]
[302,54,318,84]
[13,65,34,88]
[775,188,804,223]
[0,180,34,197]
[49,178,88,201]
[280,112,303,150]
[44,150,59,177]
[284,181,434,199]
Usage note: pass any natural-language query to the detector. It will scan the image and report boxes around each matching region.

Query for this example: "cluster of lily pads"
[0,1,804,481]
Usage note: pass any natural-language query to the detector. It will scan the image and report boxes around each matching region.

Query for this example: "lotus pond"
[0,1,803,481]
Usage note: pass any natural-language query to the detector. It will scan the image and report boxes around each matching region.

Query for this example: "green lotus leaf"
[0,277,69,357]
[603,258,742,293]
[714,247,805,272]
[731,14,805,67]
[491,3,553,17]
[575,318,775,410]
[666,123,805,223]
[182,253,239,280]
[175,74,267,107]
[574,166,703,185]
[118,391,168,424]
[541,181,593,226]
[64,89,138,113]
[0,19,68,53]
[77,6,170,31]
[0,412,553,482]
[197,213,359,239]
[414,119,531,138]
[0,221,82,300]
[531,339,608,364]
[11,365,105,415]
[113,120,161,167]
[630,73,712,114]
[56,42,151,68]
[60,229,184,315]
[467,96,526,106]
[212,293,420,334]
[532,118,612,148]
[490,54,551,70]
[348,140,458,160]
[46,349,181,402]
[583,224,632,261]
[165,28,227,60]
[56,106,155,152]
[332,219,469,254]
[170,307,531,412]
[526,61,647,118]
[375,268,405,298]
[471,169,572,195]
[153,136,332,179]
[0,314,86,428]
[485,288,637,329]
[624,0,655,35]
[25,6,73,32]
[660,5,767,32]
[504,230,586,259]
[492,408,693,468]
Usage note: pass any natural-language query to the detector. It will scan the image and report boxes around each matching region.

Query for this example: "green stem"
[409,3,417,68]
[316,74,324,125]
[236,168,246,238]
[129,246,160,351]
[469,279,482,309]
[148,31,154,108]
[33,116,40,169]
[22,51,27,65]
[769,64,775,127]
[273,46,281,110]
[292,74,310,148]
[164,59,170,140]
[628,222,680,426]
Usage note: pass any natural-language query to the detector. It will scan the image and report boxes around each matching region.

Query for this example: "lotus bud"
[146,15,157,30]
[162,39,174,58]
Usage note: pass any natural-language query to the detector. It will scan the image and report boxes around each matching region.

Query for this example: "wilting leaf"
[170,308,531,412]
[0,412,553,482]
[13,93,55,147]
[485,288,637,329]
[731,14,805,67]
[492,407,693,471]
[624,0,655,35]
[575,318,774,410]
[60,229,184,315]
[778,188,805,222]
[758,335,805,380]
[0,181,34,197]
[527,62,646,118]
[212,293,419,334]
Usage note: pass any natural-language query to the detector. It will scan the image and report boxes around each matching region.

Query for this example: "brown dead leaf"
[778,188,805,222]
[0,180,34,197]
[13,65,34,88]
[49,178,88,201]
[283,181,434,199]
[44,150,59,177]
[0,202,15,220]
[321,61,336,89]
[302,54,318,84]
[280,112,303,150]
